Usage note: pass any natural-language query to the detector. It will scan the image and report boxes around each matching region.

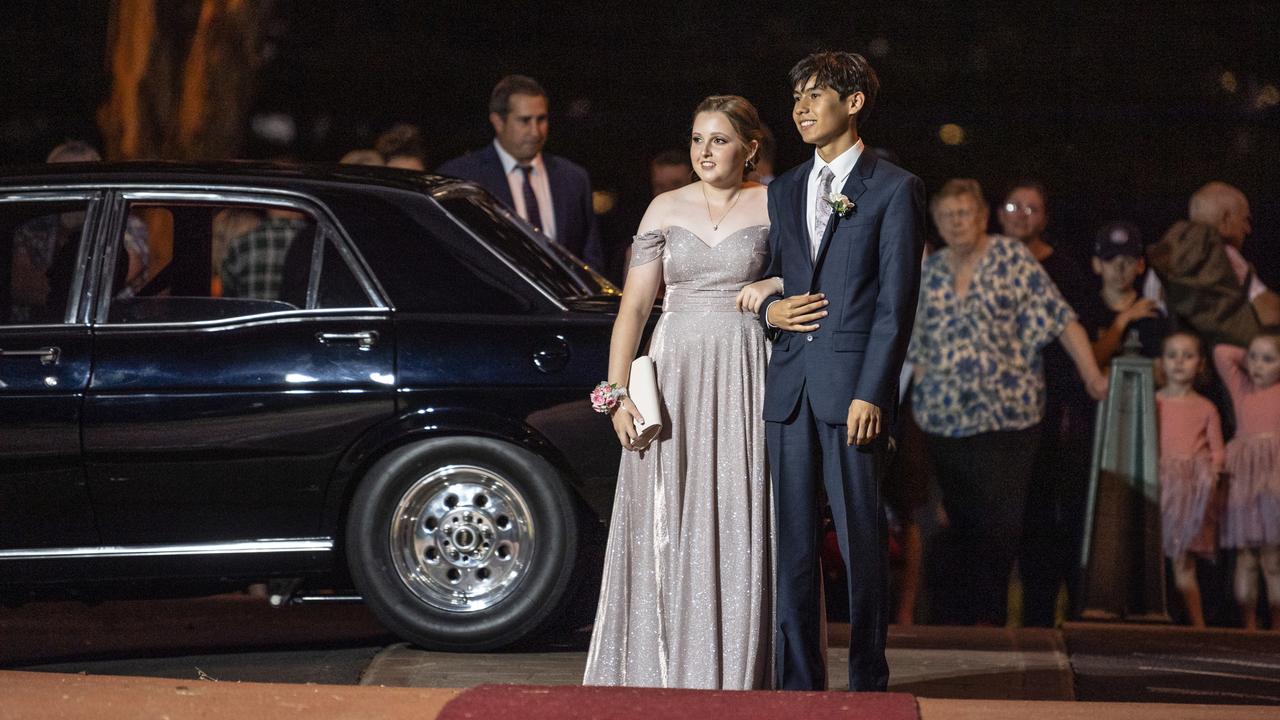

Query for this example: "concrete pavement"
[362,625,1077,699]
[6,594,1280,718]
[3,670,1277,720]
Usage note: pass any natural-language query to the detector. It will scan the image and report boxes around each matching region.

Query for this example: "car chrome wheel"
[390,464,534,612]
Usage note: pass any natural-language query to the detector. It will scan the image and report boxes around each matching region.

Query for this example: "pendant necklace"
[703,184,742,232]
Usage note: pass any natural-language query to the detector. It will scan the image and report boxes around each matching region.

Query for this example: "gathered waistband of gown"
[662,287,748,313]
[1233,431,1278,442]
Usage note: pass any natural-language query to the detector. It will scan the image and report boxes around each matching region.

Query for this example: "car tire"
[346,436,580,651]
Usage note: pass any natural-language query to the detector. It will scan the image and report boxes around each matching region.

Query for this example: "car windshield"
[433,185,618,301]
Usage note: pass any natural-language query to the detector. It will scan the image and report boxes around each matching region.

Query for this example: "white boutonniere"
[825,192,855,217]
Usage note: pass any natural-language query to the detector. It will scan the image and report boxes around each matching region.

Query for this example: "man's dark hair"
[651,149,690,169]
[489,75,547,117]
[788,51,880,123]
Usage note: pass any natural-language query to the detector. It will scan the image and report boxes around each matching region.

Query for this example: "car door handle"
[316,331,378,351]
[0,346,60,365]
[532,337,570,374]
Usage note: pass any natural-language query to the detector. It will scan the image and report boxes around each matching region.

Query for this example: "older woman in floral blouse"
[908,178,1107,626]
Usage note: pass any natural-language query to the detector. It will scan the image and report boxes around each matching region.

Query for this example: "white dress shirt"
[493,139,558,240]
[805,139,864,255]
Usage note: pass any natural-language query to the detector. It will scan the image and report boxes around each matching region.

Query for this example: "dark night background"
[2,1,1277,280]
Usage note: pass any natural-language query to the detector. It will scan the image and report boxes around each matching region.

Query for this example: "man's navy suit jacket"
[758,149,925,427]
[436,143,605,270]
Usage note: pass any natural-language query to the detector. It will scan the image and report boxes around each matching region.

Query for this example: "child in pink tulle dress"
[1214,330,1280,630]
[1157,331,1224,627]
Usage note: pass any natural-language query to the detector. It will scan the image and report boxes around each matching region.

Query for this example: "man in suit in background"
[437,75,604,270]
[759,51,924,692]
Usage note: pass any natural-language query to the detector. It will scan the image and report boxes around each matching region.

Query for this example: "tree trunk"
[98,0,275,161]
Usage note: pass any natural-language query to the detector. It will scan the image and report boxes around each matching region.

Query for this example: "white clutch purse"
[629,355,663,449]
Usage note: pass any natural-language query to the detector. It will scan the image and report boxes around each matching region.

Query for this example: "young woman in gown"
[583,95,781,690]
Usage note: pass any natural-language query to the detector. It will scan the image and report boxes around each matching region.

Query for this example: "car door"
[0,192,101,551]
[82,189,396,547]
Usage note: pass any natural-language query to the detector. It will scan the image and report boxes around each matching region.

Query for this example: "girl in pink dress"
[1214,330,1280,630]
[1156,331,1224,627]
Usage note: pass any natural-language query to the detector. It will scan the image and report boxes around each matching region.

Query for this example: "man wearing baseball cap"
[1089,221,1167,363]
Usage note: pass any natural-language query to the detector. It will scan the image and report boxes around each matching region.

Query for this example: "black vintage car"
[0,162,627,650]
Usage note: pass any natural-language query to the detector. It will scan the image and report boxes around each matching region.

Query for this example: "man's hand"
[765,293,828,332]
[846,399,881,446]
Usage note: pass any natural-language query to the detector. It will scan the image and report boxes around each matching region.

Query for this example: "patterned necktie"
[518,164,544,233]
[813,165,835,259]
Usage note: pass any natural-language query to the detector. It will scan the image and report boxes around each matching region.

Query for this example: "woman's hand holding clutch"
[611,396,646,450]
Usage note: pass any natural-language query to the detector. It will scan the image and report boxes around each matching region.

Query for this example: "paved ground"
[363,622,1080,696]
[362,625,1076,700]
[4,671,1277,720]
[28,645,384,685]
[1066,623,1280,705]
[6,593,1280,718]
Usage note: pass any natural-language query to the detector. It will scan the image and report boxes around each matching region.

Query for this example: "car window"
[102,200,372,325]
[319,190,535,315]
[433,187,613,300]
[1,199,92,325]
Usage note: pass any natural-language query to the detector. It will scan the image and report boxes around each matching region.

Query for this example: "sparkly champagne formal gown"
[583,224,774,690]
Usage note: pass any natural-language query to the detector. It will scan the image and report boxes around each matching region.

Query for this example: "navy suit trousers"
[768,384,890,692]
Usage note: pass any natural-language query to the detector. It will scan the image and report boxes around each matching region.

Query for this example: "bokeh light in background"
[938,124,965,146]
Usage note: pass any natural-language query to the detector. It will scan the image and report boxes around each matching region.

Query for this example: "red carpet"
[436,684,919,720]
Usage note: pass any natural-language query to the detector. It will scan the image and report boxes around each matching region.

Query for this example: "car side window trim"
[116,188,390,310]
[91,308,390,334]
[94,189,387,326]
[430,185,569,312]
[0,191,104,327]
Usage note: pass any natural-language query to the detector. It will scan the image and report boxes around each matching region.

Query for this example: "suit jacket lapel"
[480,145,515,207]
[810,149,878,285]
[544,154,571,240]
[790,158,814,272]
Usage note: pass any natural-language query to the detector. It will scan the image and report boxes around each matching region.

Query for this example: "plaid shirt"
[219,217,306,301]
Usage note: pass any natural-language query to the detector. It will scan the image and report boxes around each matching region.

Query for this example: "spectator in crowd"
[998,179,1097,627]
[437,75,604,270]
[746,123,776,185]
[601,150,695,284]
[1085,222,1166,364]
[1148,182,1280,347]
[374,123,426,170]
[1155,330,1224,628]
[1213,330,1280,631]
[1191,183,1280,326]
[886,357,931,625]
[210,208,266,296]
[219,208,310,302]
[649,149,692,197]
[340,148,384,166]
[909,178,1106,626]
[10,141,149,321]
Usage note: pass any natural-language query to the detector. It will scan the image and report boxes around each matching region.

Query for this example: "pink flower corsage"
[590,381,628,414]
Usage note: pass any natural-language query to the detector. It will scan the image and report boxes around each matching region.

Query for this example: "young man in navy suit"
[759,51,925,692]
[437,75,604,270]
